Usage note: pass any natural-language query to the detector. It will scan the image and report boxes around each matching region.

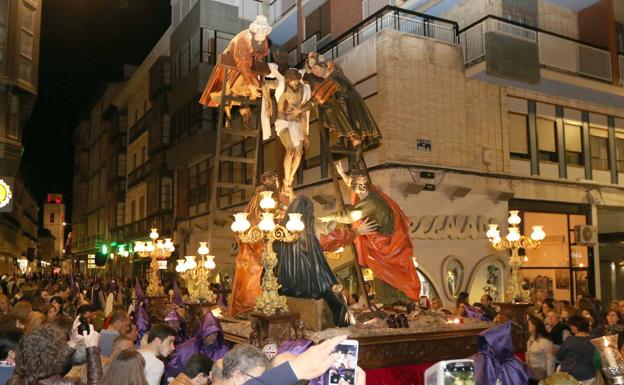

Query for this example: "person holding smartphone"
[241,336,366,385]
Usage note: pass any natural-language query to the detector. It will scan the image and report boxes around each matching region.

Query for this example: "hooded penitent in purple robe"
[165,307,187,344]
[134,301,150,348]
[471,322,530,385]
[463,304,489,321]
[164,312,229,382]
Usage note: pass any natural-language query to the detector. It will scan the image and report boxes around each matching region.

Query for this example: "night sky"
[20,0,171,219]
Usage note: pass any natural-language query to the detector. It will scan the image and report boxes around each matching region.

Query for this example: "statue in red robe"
[320,161,421,301]
[199,15,271,122]
[227,171,287,317]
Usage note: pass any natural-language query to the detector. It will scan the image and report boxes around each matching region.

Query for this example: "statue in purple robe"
[164,312,229,382]
[471,322,530,385]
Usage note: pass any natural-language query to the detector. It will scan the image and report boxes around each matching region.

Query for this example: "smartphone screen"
[327,340,358,385]
[443,361,475,385]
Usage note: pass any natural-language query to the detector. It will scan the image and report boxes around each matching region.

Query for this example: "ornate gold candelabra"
[134,228,175,297]
[231,191,305,316]
[176,242,217,304]
[486,211,545,303]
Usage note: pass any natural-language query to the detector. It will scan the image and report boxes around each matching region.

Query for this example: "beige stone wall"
[538,1,579,39]
[438,0,502,29]
[374,29,508,173]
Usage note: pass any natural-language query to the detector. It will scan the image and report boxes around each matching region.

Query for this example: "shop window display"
[520,211,589,303]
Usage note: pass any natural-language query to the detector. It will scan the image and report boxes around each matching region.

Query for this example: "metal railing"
[127,160,151,190]
[128,110,151,144]
[75,234,104,252]
[320,6,459,62]
[124,211,173,240]
[268,0,296,25]
[459,15,613,83]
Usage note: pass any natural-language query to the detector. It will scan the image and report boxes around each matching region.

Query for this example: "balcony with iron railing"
[123,211,173,241]
[127,160,151,190]
[460,15,614,84]
[128,110,152,144]
[74,233,104,253]
[312,6,458,63]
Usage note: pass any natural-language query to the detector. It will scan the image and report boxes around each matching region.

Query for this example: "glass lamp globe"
[506,227,521,242]
[258,213,276,232]
[259,191,277,210]
[231,213,251,233]
[198,242,209,256]
[530,225,546,241]
[508,211,521,226]
[286,213,305,232]
[486,224,500,240]
[204,255,216,270]
[150,228,159,240]
[134,241,145,252]
[145,242,155,253]
[164,238,175,252]
[184,256,197,270]
[176,259,186,273]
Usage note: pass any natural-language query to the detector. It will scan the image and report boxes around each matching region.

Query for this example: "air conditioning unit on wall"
[575,225,597,245]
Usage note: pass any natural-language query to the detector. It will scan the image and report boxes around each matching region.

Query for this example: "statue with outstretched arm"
[319,161,421,302]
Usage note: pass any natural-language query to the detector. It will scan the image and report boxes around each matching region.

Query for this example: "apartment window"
[537,118,557,162]
[8,94,19,139]
[162,115,170,144]
[590,128,610,170]
[565,123,583,166]
[18,2,35,83]
[161,177,173,210]
[141,146,146,164]
[616,131,624,171]
[139,196,145,218]
[0,0,7,72]
[188,159,209,210]
[49,213,55,223]
[133,153,137,170]
[509,113,529,159]
[130,200,136,223]
[116,202,124,227]
[117,154,126,177]
[180,42,190,79]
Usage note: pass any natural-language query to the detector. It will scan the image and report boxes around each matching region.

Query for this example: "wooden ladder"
[206,63,263,253]
[319,106,373,310]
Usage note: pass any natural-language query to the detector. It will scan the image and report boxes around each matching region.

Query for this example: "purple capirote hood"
[197,311,223,339]
[164,308,185,323]
[472,321,530,385]
[477,321,515,360]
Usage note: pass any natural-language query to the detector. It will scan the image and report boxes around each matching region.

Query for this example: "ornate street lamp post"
[486,210,546,302]
[176,242,217,304]
[134,228,175,297]
[231,191,305,316]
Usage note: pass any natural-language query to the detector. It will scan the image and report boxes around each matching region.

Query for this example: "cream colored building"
[198,0,624,307]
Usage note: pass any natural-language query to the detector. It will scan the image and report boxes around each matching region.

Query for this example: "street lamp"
[176,242,217,304]
[231,191,305,316]
[134,228,175,297]
[486,210,546,302]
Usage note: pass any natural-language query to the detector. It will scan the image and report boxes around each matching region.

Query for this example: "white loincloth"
[275,119,305,147]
